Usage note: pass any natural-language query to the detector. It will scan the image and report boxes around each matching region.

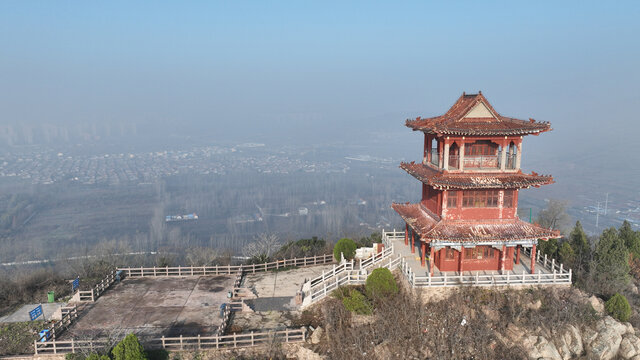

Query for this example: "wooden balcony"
[447,154,516,170]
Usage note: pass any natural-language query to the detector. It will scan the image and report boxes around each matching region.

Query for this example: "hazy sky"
[1,1,639,149]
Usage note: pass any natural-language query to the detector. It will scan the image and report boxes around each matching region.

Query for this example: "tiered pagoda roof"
[400,162,554,190]
[392,202,560,244]
[406,92,551,136]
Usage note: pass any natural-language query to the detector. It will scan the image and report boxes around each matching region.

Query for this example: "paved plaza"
[62,275,235,339]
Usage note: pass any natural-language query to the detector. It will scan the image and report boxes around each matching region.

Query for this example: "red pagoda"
[392,92,561,275]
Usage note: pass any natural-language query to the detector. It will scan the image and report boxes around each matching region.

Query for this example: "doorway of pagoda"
[507,141,517,169]
[448,142,460,170]
[429,137,438,167]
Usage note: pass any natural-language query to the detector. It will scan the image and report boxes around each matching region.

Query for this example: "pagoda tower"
[392,92,561,275]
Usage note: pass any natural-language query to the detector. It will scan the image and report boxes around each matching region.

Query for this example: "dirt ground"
[62,275,235,340]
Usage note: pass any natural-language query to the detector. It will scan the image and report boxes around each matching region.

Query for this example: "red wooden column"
[515,245,521,265]
[500,245,507,273]
[411,230,415,254]
[530,244,536,274]
[404,224,409,245]
[423,134,428,164]
[438,138,444,168]
[429,246,435,276]
[426,135,432,164]
[459,247,464,273]
[421,242,426,267]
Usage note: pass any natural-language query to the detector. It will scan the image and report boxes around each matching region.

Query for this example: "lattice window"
[464,140,498,156]
[503,190,514,208]
[445,247,456,260]
[463,246,495,259]
[447,191,458,208]
[462,190,499,208]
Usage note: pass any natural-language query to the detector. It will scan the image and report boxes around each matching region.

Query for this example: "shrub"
[145,350,168,360]
[365,268,398,300]
[331,286,351,301]
[342,289,372,315]
[66,354,109,360]
[605,293,631,322]
[275,236,328,258]
[333,238,357,261]
[356,233,382,247]
[246,254,270,265]
[112,334,146,360]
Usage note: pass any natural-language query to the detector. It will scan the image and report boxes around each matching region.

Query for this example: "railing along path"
[383,230,572,288]
[35,328,306,354]
[118,254,334,277]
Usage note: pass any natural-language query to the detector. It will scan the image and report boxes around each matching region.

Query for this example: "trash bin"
[47,291,55,303]
[39,330,50,342]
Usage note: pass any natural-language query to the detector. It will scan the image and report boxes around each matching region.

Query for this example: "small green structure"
[47,291,55,303]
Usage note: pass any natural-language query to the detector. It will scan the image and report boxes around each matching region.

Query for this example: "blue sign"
[72,277,79,291]
[29,305,43,321]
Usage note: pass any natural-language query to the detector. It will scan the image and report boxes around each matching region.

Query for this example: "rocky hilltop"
[289,285,640,360]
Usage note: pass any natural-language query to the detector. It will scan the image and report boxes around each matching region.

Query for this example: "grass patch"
[0,320,45,355]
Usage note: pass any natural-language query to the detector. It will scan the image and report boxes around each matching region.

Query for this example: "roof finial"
[478,90,482,95]
[462,91,466,96]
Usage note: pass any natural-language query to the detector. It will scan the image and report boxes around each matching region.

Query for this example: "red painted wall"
[434,246,514,272]
[421,185,441,214]
[442,189,519,220]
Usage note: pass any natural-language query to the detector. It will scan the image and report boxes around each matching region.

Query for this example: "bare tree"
[185,246,220,266]
[242,233,282,259]
[536,199,571,232]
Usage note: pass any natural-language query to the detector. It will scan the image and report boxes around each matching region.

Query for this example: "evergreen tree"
[605,293,632,322]
[568,221,591,272]
[593,227,630,297]
[539,238,559,257]
[620,220,640,259]
[558,241,575,266]
[112,334,146,360]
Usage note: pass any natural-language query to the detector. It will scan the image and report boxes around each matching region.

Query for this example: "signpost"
[72,277,80,291]
[29,304,44,321]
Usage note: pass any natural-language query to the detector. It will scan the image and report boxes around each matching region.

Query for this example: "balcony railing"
[447,154,517,170]
[464,155,499,169]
